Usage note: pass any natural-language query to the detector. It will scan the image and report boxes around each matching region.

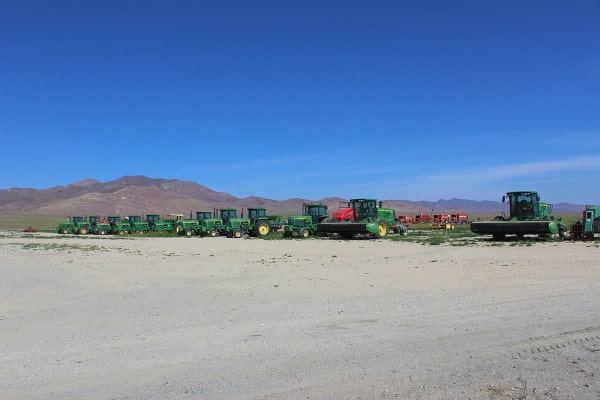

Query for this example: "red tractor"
[451,214,469,224]
[415,214,431,223]
[433,214,450,223]
[396,215,414,225]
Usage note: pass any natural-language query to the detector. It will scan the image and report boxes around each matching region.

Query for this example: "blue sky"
[1,0,599,203]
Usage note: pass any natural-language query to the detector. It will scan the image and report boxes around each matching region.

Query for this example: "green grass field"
[0,214,64,231]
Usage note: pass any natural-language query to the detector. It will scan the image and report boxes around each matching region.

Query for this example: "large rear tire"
[254,221,271,237]
[374,220,388,239]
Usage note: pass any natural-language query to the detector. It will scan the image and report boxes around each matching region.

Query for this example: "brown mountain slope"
[0,175,585,216]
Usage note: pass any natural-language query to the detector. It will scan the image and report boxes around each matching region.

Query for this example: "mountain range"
[0,175,585,217]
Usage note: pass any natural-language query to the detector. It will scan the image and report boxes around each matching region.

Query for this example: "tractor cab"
[247,207,266,223]
[219,208,238,224]
[128,215,143,223]
[146,214,160,225]
[88,216,101,226]
[196,210,212,223]
[303,203,328,224]
[351,198,378,221]
[504,191,541,220]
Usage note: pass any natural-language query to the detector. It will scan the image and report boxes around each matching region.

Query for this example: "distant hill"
[0,175,586,217]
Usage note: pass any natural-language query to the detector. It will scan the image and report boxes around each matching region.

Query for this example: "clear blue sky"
[1,0,599,203]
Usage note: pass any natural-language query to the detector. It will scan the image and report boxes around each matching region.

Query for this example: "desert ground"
[1,231,599,399]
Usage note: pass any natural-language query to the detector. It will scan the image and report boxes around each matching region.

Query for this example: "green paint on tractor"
[146,214,174,232]
[56,216,90,235]
[316,198,397,239]
[88,216,111,235]
[570,205,600,240]
[283,203,329,238]
[470,191,568,240]
[128,215,150,234]
[107,216,130,235]
[194,210,223,237]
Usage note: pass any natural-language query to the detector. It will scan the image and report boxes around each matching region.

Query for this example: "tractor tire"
[209,230,217,237]
[118,230,126,236]
[61,229,68,234]
[374,220,388,239]
[233,229,242,238]
[78,227,88,235]
[185,229,193,237]
[299,228,309,238]
[254,221,271,237]
[98,229,106,235]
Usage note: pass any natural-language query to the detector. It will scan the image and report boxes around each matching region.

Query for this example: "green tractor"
[88,216,111,235]
[107,216,131,235]
[146,214,174,232]
[56,217,75,234]
[570,205,600,240]
[194,210,222,237]
[56,216,91,235]
[316,198,391,239]
[470,191,568,240]
[127,215,150,234]
[283,203,329,238]
[246,207,284,236]
[376,208,408,235]
[217,208,251,238]
[170,214,199,237]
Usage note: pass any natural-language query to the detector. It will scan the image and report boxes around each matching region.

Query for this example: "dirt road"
[1,232,599,399]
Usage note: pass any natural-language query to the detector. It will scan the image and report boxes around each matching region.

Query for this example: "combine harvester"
[316,198,406,239]
[470,190,568,240]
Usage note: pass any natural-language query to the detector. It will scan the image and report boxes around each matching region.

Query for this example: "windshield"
[510,192,538,218]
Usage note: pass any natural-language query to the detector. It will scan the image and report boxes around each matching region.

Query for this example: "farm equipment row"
[56,199,408,239]
[54,191,597,241]
[396,213,469,225]
[56,207,285,238]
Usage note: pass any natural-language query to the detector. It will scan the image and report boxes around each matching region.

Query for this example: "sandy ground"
[1,231,599,400]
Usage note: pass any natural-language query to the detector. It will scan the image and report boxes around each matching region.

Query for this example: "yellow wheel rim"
[258,225,269,235]
[378,222,387,236]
